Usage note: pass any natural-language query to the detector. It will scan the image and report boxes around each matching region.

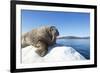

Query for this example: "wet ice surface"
[22,45,86,64]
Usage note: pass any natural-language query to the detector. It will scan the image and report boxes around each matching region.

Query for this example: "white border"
[16,4,95,69]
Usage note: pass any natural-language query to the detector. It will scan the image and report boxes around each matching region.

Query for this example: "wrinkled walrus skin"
[21,26,59,57]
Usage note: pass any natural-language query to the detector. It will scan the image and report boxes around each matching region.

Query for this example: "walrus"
[21,26,59,57]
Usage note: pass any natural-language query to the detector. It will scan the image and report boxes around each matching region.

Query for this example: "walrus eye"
[50,26,55,31]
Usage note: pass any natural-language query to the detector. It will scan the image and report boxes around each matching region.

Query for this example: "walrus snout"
[56,30,59,36]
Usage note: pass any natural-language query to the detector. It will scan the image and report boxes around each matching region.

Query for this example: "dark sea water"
[56,39,90,59]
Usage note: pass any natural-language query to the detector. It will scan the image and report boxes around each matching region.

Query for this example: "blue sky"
[21,10,90,37]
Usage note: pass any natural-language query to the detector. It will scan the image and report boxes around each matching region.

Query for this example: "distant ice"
[22,45,86,64]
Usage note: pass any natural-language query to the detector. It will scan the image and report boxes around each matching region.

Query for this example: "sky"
[21,10,90,37]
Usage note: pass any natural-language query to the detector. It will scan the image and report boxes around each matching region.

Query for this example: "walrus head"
[50,26,59,37]
[48,26,59,45]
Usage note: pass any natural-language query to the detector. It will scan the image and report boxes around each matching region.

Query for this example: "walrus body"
[21,26,59,57]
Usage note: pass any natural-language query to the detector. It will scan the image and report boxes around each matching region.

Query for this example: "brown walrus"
[21,26,59,57]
